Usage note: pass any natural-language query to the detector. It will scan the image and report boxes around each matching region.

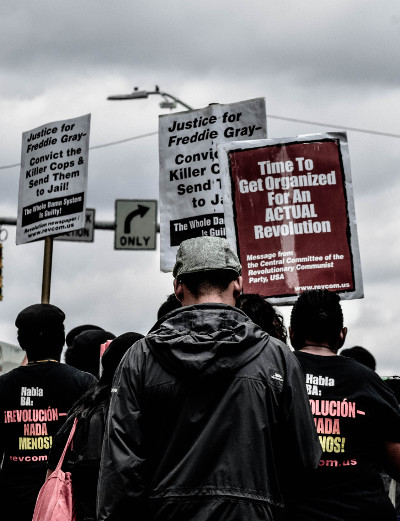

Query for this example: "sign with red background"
[220,134,363,303]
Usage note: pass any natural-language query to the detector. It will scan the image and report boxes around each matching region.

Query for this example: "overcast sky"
[1,1,400,375]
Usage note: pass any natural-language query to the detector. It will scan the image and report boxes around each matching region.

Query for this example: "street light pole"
[107,86,194,111]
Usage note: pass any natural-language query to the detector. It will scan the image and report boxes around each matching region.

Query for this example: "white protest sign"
[16,114,90,245]
[159,98,266,272]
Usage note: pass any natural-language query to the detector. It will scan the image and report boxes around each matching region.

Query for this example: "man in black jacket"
[98,237,321,521]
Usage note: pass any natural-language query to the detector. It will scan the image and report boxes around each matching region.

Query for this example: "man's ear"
[289,326,300,349]
[338,327,348,349]
[233,276,243,299]
[174,278,184,302]
[289,326,295,347]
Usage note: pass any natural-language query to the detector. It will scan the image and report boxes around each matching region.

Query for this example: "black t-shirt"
[0,361,96,520]
[291,351,400,521]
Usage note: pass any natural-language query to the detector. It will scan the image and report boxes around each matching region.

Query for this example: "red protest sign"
[220,133,363,303]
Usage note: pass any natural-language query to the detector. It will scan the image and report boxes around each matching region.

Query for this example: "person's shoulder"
[122,336,147,357]
[260,335,298,365]
[53,363,97,385]
[0,366,25,388]
[296,351,383,384]
[336,355,380,379]
[343,360,400,404]
[0,365,22,379]
[265,335,293,353]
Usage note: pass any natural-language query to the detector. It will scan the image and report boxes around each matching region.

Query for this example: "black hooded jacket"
[97,304,321,520]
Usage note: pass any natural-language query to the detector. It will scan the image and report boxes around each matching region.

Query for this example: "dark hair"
[101,332,144,381]
[179,269,238,298]
[290,290,343,350]
[71,332,143,421]
[157,294,182,320]
[340,346,376,371]
[236,293,287,343]
[64,329,115,378]
[18,325,65,361]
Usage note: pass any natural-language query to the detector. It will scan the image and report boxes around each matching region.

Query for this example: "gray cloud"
[1,1,400,376]
[2,1,400,93]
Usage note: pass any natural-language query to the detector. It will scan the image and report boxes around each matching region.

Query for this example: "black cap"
[15,304,65,330]
[72,330,115,352]
[66,324,104,347]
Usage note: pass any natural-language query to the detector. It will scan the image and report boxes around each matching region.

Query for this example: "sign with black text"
[16,114,90,245]
[55,208,95,242]
[159,98,266,271]
[115,200,157,250]
[219,132,363,304]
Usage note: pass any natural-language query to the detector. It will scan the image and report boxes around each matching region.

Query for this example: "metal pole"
[157,91,194,111]
[0,217,160,232]
[41,236,53,303]
[107,88,194,111]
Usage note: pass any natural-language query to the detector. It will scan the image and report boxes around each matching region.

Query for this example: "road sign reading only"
[115,200,157,250]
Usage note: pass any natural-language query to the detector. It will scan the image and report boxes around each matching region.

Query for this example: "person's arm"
[282,351,321,471]
[0,423,4,472]
[46,414,74,480]
[97,344,146,520]
[276,347,321,501]
[383,441,400,482]
[368,374,400,481]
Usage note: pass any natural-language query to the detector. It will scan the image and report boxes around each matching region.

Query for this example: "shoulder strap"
[85,407,106,460]
[55,417,78,471]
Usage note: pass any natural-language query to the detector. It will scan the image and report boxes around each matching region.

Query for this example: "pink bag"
[32,418,78,521]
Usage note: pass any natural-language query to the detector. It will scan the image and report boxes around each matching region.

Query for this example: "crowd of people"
[1,236,400,520]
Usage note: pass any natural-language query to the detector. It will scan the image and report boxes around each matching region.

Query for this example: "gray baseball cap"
[173,236,242,278]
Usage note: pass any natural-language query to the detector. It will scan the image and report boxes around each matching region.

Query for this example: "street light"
[107,86,194,111]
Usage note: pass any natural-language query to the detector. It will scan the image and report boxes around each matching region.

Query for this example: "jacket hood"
[146,304,269,380]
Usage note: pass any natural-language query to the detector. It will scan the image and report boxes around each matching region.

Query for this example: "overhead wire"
[1,116,399,171]
[267,115,400,139]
